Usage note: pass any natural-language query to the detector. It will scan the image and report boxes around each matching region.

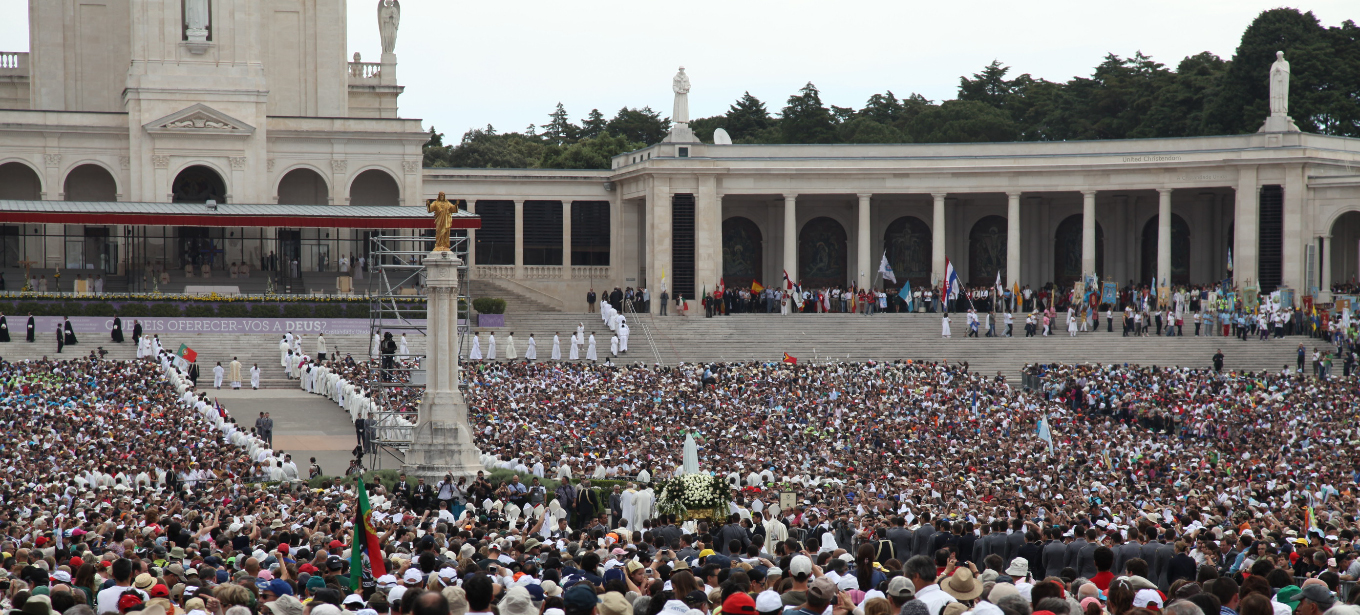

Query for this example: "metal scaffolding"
[363,232,470,469]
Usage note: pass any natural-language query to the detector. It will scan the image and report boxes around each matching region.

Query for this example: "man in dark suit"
[912,512,934,558]
[971,523,991,564]
[1005,519,1027,565]
[1018,529,1044,577]
[932,519,954,555]
[1066,525,1088,571]
[1116,532,1144,575]
[1076,528,1100,578]
[1154,527,1177,591]
[26,313,35,342]
[1042,527,1069,578]
[1166,540,1197,585]
[886,517,915,564]
[957,521,978,565]
[983,520,1008,563]
[1140,525,1162,576]
[132,319,143,344]
[392,473,413,508]
[413,477,433,513]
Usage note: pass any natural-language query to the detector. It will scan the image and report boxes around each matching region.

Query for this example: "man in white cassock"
[213,362,224,389]
[487,332,497,360]
[569,332,580,360]
[469,333,482,360]
[506,332,517,359]
[586,333,597,361]
[525,334,537,360]
[250,364,260,389]
[551,334,561,360]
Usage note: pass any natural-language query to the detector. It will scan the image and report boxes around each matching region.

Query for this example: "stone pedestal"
[403,250,484,479]
[1258,114,1299,133]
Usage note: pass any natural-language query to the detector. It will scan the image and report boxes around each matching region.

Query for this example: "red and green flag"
[350,475,386,587]
[177,344,197,363]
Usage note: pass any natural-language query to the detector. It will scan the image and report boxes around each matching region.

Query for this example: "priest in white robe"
[469,333,482,360]
[569,333,580,360]
[526,334,537,360]
[506,332,517,359]
[487,332,497,360]
[551,333,561,360]
[586,333,597,361]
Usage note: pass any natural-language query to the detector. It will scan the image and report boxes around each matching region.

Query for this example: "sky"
[0,1,1354,139]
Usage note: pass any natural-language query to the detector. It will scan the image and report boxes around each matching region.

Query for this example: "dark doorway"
[1140,214,1191,285]
[968,215,1008,286]
[798,217,848,289]
[1053,215,1104,287]
[882,216,931,288]
[172,166,227,203]
[722,216,763,289]
[277,230,302,278]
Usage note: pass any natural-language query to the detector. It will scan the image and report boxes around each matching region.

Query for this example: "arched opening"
[882,216,931,288]
[172,165,227,203]
[1329,211,1360,291]
[349,169,399,206]
[276,168,329,205]
[64,164,118,201]
[1140,214,1191,285]
[0,162,42,199]
[798,216,847,289]
[1053,215,1104,287]
[968,215,1008,286]
[722,216,763,289]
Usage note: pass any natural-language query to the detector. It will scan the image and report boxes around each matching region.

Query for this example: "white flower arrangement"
[656,472,730,517]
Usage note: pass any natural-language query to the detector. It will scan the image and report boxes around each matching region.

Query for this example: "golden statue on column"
[427,191,459,252]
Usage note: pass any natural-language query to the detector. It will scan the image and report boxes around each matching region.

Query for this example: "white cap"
[790,555,813,576]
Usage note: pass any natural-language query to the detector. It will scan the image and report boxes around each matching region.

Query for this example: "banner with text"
[19,317,436,336]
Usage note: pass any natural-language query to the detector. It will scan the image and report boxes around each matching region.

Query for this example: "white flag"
[878,251,897,284]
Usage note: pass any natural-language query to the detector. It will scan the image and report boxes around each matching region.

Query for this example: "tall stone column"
[1235,167,1259,286]
[1320,235,1333,301]
[1282,164,1306,292]
[1081,190,1097,279]
[513,199,525,279]
[650,182,672,313]
[1157,188,1172,286]
[561,199,572,279]
[404,249,485,479]
[932,193,947,284]
[1006,192,1021,288]
[783,194,798,283]
[857,194,872,289]
[694,177,722,296]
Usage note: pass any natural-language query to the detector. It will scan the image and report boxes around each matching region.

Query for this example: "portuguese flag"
[177,343,197,363]
[350,475,386,587]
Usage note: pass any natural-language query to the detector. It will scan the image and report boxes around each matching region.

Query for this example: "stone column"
[1006,191,1021,288]
[561,199,572,279]
[1234,167,1259,286]
[783,194,798,283]
[1157,188,1172,286]
[403,249,485,479]
[1282,164,1307,292]
[1319,235,1333,301]
[650,182,673,313]
[1081,190,1097,279]
[932,193,946,284]
[857,194,872,289]
[694,177,722,295]
[513,199,524,279]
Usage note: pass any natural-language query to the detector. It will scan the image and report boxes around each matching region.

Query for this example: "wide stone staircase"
[3,312,1310,388]
[482,311,1308,381]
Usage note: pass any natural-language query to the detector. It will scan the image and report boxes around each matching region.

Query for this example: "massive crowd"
[2,339,1360,615]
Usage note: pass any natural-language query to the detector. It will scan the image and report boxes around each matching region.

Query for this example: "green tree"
[725,92,773,141]
[859,91,906,125]
[780,82,838,144]
[688,116,727,143]
[579,109,607,139]
[838,117,905,143]
[958,61,1014,108]
[1134,52,1228,138]
[906,100,1019,143]
[540,133,645,169]
[422,126,452,167]
[606,106,670,145]
[446,128,547,168]
[543,103,579,145]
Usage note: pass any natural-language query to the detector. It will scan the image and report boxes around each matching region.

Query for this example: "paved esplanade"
[210,388,391,478]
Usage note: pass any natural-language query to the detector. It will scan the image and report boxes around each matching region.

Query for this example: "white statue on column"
[672,67,691,124]
[378,0,401,55]
[1259,50,1299,133]
[184,0,210,47]
[1268,51,1289,116]
[666,66,696,142]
